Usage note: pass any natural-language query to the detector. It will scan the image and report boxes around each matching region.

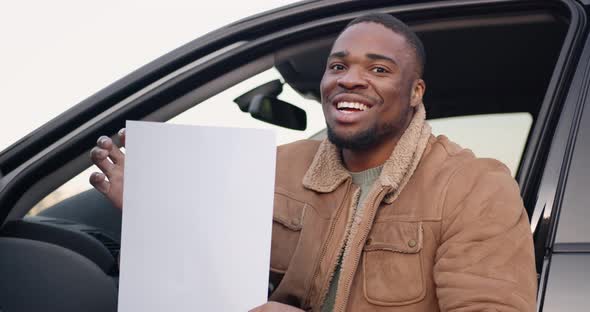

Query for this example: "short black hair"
[343,13,426,77]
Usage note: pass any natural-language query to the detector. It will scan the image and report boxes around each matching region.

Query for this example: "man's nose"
[337,68,368,90]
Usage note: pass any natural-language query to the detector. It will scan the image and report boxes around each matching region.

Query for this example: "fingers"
[91,146,115,174]
[89,172,110,194]
[90,133,126,179]
[118,128,126,147]
[97,135,125,165]
[89,130,126,211]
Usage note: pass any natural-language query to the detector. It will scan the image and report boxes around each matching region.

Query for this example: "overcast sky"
[0,0,296,151]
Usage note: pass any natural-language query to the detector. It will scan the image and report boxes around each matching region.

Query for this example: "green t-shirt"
[321,165,383,312]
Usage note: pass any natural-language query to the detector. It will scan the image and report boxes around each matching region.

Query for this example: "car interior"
[0,5,572,311]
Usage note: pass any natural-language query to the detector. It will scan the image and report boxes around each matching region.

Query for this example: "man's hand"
[249,302,305,312]
[89,128,126,210]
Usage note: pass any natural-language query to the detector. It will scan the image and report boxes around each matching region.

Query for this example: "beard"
[327,121,398,151]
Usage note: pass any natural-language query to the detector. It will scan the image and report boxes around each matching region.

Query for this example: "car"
[1,0,590,311]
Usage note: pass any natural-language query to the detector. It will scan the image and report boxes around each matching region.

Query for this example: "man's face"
[320,22,420,150]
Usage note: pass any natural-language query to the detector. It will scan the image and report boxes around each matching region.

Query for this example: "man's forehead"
[330,22,409,58]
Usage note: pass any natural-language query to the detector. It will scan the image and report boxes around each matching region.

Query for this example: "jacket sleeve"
[434,158,537,312]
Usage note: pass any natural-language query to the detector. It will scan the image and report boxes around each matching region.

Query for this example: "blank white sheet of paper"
[118,121,276,312]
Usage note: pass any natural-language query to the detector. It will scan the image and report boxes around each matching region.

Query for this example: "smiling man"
[253,13,537,311]
[91,13,537,312]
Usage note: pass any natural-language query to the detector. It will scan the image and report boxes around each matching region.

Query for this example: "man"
[90,13,537,311]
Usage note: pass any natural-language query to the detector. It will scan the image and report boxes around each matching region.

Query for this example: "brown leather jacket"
[268,106,537,311]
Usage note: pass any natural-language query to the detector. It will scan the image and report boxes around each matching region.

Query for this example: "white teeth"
[336,101,369,111]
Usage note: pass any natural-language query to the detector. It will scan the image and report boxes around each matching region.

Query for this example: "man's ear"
[410,79,426,108]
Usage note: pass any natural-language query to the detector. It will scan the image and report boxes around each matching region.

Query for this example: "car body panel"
[554,84,590,245]
[541,254,590,310]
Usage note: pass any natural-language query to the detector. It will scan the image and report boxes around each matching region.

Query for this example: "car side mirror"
[249,94,307,131]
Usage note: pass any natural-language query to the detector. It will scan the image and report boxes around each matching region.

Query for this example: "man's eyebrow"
[366,53,398,65]
[328,51,348,59]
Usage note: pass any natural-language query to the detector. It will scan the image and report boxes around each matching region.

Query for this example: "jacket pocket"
[270,193,305,274]
[362,221,425,306]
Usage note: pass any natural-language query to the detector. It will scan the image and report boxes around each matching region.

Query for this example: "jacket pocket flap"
[364,221,423,253]
[273,193,305,231]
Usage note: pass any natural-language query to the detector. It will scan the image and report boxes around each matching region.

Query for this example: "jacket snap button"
[366,238,373,245]
[408,239,417,248]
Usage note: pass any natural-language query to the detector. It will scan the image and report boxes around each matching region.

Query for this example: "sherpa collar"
[302,103,431,204]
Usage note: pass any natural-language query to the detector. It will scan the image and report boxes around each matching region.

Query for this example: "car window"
[429,113,532,176]
[28,67,326,216]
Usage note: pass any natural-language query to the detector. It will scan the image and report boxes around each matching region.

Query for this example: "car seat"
[0,237,117,312]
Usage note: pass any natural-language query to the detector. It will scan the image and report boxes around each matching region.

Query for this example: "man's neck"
[341,137,399,172]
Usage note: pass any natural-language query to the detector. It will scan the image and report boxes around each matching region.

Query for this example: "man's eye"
[371,67,388,73]
[330,64,345,71]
